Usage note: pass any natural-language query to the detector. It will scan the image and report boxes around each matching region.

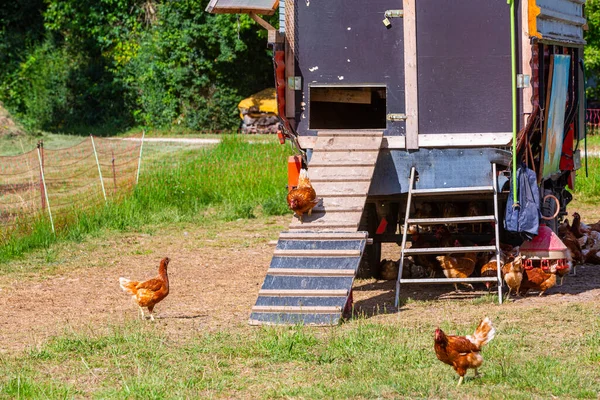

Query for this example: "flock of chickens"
[114,168,599,385]
[381,205,600,297]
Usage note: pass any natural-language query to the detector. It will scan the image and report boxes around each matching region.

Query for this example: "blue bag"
[504,164,540,241]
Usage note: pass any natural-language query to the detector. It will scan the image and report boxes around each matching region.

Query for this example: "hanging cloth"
[504,164,540,241]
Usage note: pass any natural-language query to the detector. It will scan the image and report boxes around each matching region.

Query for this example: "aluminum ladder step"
[403,245,496,255]
[407,215,495,225]
[400,277,499,284]
[410,186,494,196]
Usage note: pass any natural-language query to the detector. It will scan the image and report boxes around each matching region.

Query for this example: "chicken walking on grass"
[119,257,170,321]
[434,317,496,386]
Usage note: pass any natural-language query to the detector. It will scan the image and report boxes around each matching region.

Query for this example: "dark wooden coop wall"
[415,0,512,135]
[291,1,512,139]
[294,0,406,137]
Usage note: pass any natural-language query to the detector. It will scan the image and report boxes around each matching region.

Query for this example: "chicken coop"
[207,0,588,325]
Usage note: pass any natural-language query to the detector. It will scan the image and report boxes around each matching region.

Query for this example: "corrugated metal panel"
[529,0,586,44]
[205,0,279,15]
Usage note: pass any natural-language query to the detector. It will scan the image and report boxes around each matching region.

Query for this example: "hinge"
[387,113,407,122]
[287,77,302,90]
[517,74,531,88]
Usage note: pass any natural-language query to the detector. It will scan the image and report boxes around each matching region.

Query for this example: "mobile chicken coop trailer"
[207,0,588,325]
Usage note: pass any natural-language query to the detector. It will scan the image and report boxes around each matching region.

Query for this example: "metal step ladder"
[394,163,504,306]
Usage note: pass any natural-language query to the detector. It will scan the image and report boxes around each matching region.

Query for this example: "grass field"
[1,132,600,399]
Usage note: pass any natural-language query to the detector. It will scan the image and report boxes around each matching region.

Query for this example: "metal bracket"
[287,77,302,90]
[385,10,404,18]
[387,113,407,122]
[517,74,531,88]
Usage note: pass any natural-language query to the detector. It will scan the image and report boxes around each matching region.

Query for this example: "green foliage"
[2,39,70,130]
[0,0,276,133]
[585,0,600,102]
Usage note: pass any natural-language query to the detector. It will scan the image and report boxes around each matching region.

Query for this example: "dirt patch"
[2,210,600,355]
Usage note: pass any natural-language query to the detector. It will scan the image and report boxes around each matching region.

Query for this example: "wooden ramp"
[249,130,383,325]
[290,130,383,232]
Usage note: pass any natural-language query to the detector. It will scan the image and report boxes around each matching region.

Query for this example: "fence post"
[90,135,107,203]
[136,129,145,185]
[38,140,46,211]
[36,142,55,234]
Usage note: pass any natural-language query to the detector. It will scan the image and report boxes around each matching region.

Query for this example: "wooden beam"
[258,289,348,297]
[403,0,419,149]
[252,305,342,313]
[249,12,276,31]
[310,88,371,104]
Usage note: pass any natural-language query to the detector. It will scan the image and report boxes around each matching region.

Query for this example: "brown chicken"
[570,213,585,238]
[434,317,496,386]
[435,225,454,248]
[287,168,319,222]
[518,265,556,296]
[436,253,477,291]
[466,201,486,233]
[558,222,584,265]
[119,257,170,321]
[410,227,443,278]
[480,253,505,291]
[501,255,523,297]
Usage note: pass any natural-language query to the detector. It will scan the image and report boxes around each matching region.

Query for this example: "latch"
[383,9,403,27]
[387,113,407,122]
[287,76,302,90]
[517,74,530,88]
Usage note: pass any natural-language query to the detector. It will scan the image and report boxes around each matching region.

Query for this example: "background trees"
[0,0,275,133]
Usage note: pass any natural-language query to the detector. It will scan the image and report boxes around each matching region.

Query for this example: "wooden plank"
[317,196,368,209]
[290,213,363,227]
[310,177,372,183]
[266,268,356,276]
[316,130,384,137]
[258,289,348,297]
[273,249,361,257]
[309,150,379,167]
[403,245,497,255]
[252,306,342,313]
[403,0,419,150]
[309,166,377,181]
[407,215,495,225]
[289,224,358,232]
[270,256,362,270]
[311,88,371,104]
[313,136,383,151]
[311,181,371,195]
[310,206,364,213]
[278,232,367,240]
[411,186,494,196]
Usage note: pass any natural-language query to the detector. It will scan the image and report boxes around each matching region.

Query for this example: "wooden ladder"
[394,163,504,306]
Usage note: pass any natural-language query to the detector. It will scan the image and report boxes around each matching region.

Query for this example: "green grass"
[0,135,294,263]
[1,310,599,399]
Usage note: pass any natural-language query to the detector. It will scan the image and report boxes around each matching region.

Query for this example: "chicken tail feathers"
[119,277,138,294]
[469,317,495,347]
[297,168,312,188]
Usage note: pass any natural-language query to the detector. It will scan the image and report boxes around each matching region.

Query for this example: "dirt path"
[2,214,600,355]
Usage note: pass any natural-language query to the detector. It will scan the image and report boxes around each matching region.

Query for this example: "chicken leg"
[139,306,146,320]
[457,376,464,386]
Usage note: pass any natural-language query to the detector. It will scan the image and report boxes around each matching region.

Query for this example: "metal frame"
[394,163,503,307]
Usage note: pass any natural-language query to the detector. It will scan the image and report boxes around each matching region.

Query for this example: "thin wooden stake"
[90,135,107,203]
[37,144,54,234]
[136,130,145,185]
